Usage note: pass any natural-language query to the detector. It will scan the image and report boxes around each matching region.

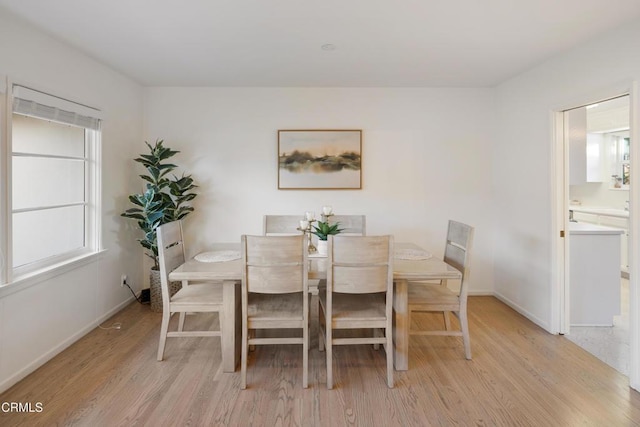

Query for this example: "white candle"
[300,220,309,229]
[322,205,333,215]
[305,211,315,221]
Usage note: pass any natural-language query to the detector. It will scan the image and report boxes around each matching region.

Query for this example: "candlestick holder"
[321,212,334,223]
[297,220,317,254]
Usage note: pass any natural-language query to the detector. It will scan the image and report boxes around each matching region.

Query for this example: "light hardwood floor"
[1,296,639,426]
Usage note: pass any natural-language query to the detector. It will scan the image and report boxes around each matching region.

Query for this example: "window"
[6,84,101,282]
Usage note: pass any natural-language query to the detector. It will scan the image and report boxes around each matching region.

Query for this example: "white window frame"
[1,80,102,286]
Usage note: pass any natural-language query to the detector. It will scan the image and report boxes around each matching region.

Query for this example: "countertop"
[569,222,624,235]
[569,206,629,219]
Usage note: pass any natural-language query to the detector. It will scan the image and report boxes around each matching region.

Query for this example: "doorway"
[563,95,630,375]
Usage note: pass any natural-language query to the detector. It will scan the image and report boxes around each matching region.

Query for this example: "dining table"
[169,241,462,372]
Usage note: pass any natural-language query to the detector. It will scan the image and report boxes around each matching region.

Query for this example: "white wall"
[0,11,144,391]
[143,87,496,293]
[493,18,640,331]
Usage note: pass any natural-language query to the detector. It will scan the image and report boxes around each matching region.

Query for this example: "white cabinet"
[586,133,605,182]
[570,222,622,326]
[621,229,629,273]
[571,209,629,273]
[568,107,605,185]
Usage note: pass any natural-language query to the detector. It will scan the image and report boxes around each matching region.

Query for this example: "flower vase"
[317,240,328,256]
[150,268,182,312]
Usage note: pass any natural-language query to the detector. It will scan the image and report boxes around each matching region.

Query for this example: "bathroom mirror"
[609,131,630,190]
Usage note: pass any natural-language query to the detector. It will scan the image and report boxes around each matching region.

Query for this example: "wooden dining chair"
[263,215,304,235]
[319,234,394,389]
[240,234,309,389]
[327,214,366,235]
[408,220,474,359]
[156,220,224,361]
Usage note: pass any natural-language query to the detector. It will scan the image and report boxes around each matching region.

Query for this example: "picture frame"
[278,129,362,190]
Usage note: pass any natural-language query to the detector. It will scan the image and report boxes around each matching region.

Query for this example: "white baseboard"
[493,292,551,332]
[0,296,135,394]
[468,290,494,296]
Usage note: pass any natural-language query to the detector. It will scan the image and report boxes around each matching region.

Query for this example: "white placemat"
[394,248,432,260]
[194,250,241,263]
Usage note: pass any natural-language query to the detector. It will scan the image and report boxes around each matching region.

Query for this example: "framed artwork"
[278,129,362,190]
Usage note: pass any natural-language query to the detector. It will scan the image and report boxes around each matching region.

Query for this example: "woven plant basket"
[149,269,182,313]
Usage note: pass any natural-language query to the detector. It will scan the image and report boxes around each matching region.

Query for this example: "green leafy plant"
[121,139,197,270]
[311,221,343,241]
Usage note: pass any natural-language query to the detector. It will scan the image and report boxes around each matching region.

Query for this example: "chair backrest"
[242,234,308,294]
[329,215,366,235]
[263,215,304,235]
[157,220,186,309]
[328,235,393,294]
[443,220,474,293]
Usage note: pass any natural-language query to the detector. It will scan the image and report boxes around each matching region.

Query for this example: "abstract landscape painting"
[278,130,362,189]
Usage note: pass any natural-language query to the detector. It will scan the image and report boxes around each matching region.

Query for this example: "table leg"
[393,279,409,371]
[222,280,241,372]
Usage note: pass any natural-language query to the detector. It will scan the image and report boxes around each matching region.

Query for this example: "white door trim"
[551,109,568,335]
[628,81,639,390]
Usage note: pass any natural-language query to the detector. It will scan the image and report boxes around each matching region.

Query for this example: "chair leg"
[326,327,333,389]
[303,323,309,389]
[249,329,256,352]
[241,323,248,389]
[178,312,186,332]
[373,328,381,350]
[386,324,394,388]
[459,309,472,360]
[318,305,325,352]
[443,311,452,331]
[217,310,223,338]
[157,311,171,361]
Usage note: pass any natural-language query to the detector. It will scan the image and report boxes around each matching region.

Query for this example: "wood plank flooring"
[1,296,639,426]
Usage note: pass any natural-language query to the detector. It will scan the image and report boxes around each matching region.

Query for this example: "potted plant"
[311,221,343,255]
[121,139,198,311]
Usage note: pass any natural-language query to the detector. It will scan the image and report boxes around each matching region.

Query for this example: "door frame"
[552,81,639,390]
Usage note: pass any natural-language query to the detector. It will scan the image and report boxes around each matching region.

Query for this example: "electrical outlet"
[120,274,127,287]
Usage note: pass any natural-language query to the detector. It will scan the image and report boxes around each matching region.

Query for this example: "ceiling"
[2,0,640,88]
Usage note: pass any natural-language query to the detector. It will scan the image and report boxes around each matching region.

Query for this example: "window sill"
[0,249,108,299]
